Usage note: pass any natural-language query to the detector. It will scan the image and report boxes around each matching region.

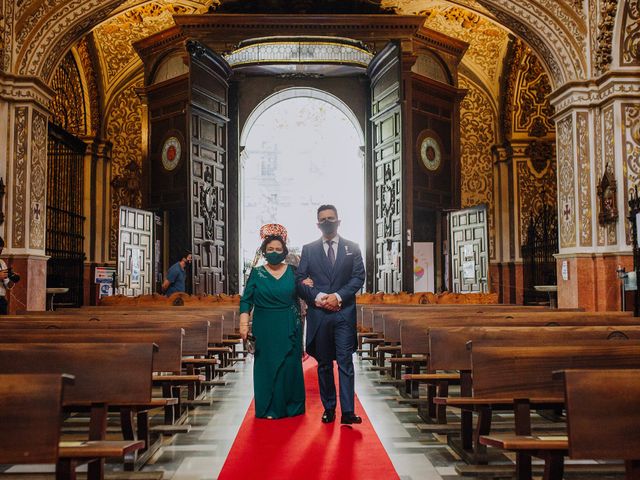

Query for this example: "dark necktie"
[327,240,335,267]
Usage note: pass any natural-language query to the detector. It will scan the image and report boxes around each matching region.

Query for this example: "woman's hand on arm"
[239,312,250,341]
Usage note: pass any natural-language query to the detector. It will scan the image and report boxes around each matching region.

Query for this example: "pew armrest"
[59,440,145,458]
[434,396,564,407]
[402,373,460,381]
[480,434,568,452]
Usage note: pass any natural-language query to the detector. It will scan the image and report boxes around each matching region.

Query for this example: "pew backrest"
[563,368,640,460]
[0,373,73,464]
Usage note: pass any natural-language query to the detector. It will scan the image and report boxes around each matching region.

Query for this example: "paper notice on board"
[462,260,475,279]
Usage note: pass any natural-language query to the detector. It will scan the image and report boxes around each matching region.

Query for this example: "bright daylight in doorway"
[241,94,365,287]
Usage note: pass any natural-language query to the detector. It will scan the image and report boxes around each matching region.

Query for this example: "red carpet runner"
[218,358,400,479]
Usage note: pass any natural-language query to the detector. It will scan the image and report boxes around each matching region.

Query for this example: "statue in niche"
[208,0,397,14]
[597,163,618,226]
[200,166,218,240]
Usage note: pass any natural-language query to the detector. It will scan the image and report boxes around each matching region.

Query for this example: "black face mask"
[318,219,339,236]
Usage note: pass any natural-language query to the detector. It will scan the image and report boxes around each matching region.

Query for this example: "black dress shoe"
[341,413,362,425]
[321,409,336,423]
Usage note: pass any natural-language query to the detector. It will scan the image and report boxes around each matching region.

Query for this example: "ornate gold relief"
[595,0,618,74]
[603,105,617,245]
[621,0,640,66]
[106,79,144,260]
[576,111,592,246]
[29,110,47,250]
[459,75,497,258]
[558,116,576,248]
[76,37,101,137]
[505,40,555,140]
[93,2,207,88]
[12,107,28,248]
[411,4,509,86]
[594,108,605,246]
[623,103,640,246]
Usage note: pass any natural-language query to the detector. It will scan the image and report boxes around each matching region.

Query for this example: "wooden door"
[117,206,154,296]
[449,205,489,293]
[368,42,404,293]
[188,43,232,294]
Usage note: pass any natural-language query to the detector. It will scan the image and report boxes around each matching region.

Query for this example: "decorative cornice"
[550,72,640,116]
[172,14,426,52]
[0,73,54,106]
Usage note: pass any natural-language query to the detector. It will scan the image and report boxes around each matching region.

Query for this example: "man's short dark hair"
[0,236,4,248]
[317,204,338,219]
[182,250,192,260]
[260,235,288,257]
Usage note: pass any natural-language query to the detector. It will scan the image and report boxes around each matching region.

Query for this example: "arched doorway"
[239,89,365,288]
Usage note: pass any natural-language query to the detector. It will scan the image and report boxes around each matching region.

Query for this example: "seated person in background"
[162,251,192,296]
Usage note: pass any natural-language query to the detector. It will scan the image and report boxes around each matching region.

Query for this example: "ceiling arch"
[10,0,587,89]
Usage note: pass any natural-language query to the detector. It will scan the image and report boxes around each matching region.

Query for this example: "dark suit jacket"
[296,237,365,358]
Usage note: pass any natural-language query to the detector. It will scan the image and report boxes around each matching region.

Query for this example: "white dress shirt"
[315,235,343,305]
[0,259,11,297]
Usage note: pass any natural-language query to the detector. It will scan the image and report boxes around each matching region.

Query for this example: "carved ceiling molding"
[408,3,509,96]
[93,1,208,93]
[75,36,102,137]
[474,0,586,87]
[619,0,640,67]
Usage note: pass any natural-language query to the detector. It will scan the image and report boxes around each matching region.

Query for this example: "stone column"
[551,74,640,310]
[0,74,53,312]
[82,139,112,306]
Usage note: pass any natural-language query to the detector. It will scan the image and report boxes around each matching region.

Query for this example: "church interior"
[1,0,640,479]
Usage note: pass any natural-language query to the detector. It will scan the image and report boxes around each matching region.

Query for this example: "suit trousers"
[314,312,356,413]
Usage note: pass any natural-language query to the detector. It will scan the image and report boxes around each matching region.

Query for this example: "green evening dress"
[240,264,305,419]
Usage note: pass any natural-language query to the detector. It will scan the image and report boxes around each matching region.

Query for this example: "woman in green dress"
[239,234,306,419]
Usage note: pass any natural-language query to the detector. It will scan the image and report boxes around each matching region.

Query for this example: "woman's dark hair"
[260,235,288,256]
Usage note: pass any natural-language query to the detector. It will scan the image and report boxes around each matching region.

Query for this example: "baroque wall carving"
[106,78,144,260]
[12,106,28,249]
[620,0,640,66]
[76,36,102,137]
[576,111,592,246]
[594,0,617,74]
[50,51,87,136]
[517,158,557,248]
[1,0,14,72]
[623,103,640,246]
[410,4,509,90]
[603,105,617,245]
[504,39,555,140]
[29,110,47,250]
[459,75,496,259]
[557,116,576,248]
[93,1,208,90]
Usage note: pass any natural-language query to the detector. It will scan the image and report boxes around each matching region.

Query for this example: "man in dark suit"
[296,205,365,424]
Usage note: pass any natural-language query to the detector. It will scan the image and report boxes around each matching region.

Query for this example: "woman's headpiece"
[260,224,288,243]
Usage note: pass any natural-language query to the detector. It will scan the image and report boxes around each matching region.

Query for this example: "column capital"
[550,71,640,117]
[0,73,53,107]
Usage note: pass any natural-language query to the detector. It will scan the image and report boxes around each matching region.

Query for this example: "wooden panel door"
[188,43,232,294]
[449,205,489,293]
[117,206,154,296]
[368,42,404,293]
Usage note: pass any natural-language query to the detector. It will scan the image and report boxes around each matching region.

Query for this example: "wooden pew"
[0,343,152,480]
[447,343,640,479]
[0,373,73,476]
